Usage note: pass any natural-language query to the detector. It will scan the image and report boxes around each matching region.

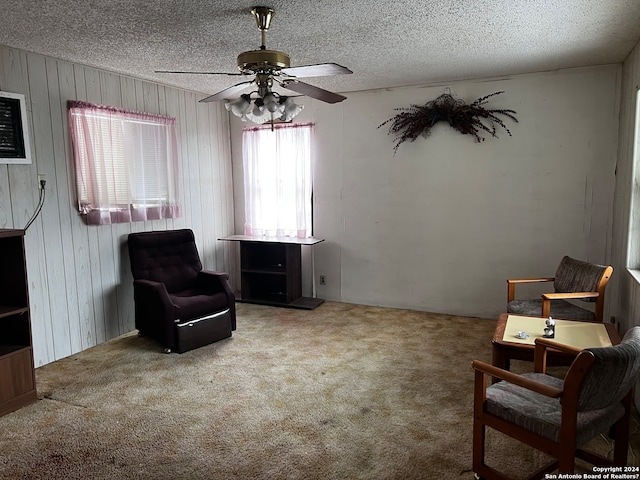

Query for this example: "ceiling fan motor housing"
[237,49,290,74]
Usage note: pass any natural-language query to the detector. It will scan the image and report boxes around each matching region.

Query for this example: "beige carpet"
[0,302,637,479]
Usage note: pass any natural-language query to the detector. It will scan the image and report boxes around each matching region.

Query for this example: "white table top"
[503,315,612,349]
[219,234,325,246]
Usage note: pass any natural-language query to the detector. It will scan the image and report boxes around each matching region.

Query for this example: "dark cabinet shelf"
[0,229,36,417]
[220,235,325,310]
[241,268,287,275]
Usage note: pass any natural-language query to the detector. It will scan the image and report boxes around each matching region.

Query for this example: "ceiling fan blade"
[281,63,353,78]
[200,81,255,103]
[155,70,243,76]
[283,81,346,104]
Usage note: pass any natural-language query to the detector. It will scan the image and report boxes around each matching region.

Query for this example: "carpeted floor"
[0,302,637,479]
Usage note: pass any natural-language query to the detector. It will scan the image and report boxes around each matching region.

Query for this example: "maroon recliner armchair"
[127,229,236,353]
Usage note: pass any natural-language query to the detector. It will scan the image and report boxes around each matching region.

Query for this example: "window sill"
[627,268,640,286]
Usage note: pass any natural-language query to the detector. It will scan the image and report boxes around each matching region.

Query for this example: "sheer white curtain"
[68,101,180,225]
[243,123,313,238]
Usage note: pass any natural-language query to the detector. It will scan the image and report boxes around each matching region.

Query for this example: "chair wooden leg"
[558,456,576,473]
[613,398,632,466]
[557,448,576,474]
[473,370,490,478]
[473,417,486,475]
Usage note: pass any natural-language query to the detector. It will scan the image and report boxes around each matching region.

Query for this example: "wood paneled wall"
[0,46,236,366]
[611,39,640,334]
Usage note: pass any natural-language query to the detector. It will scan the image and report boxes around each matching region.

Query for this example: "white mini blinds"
[68,101,181,225]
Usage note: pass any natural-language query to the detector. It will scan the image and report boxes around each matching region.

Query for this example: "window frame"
[242,122,314,238]
[67,101,181,225]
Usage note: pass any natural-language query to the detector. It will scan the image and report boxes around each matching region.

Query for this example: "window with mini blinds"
[68,101,181,225]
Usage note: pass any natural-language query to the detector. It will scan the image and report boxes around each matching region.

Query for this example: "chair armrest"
[507,277,555,284]
[200,270,229,280]
[198,270,231,292]
[507,277,555,301]
[472,360,563,398]
[540,291,599,317]
[133,279,174,311]
[133,279,177,346]
[541,292,599,300]
[134,278,170,296]
[534,337,584,355]
[198,270,236,330]
[533,337,583,373]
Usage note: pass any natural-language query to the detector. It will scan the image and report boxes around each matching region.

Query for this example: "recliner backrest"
[128,229,202,293]
[577,327,640,411]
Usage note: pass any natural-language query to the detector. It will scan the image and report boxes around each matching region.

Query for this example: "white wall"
[230,65,621,319]
[0,46,236,366]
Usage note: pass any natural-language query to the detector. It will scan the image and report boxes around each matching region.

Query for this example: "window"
[628,89,640,274]
[242,123,313,238]
[68,101,181,225]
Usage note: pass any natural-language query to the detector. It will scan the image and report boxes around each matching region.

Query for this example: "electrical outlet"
[37,174,46,189]
[319,275,326,285]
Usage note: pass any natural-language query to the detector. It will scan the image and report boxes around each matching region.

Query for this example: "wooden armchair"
[472,327,640,480]
[507,256,613,322]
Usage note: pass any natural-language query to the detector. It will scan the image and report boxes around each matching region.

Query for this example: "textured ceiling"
[1,0,640,100]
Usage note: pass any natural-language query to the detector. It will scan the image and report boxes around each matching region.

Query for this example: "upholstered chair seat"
[507,299,596,321]
[486,372,625,445]
[170,289,229,321]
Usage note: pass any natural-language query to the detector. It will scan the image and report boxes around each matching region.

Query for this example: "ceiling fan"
[156,6,352,123]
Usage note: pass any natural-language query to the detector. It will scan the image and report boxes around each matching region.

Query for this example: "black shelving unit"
[0,229,37,417]
[220,235,325,310]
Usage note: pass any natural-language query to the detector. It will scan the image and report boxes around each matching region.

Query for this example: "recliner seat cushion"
[170,290,229,322]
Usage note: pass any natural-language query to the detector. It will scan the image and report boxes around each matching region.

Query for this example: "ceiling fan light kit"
[156,6,352,127]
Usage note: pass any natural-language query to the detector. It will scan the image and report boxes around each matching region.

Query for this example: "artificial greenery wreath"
[378,91,518,153]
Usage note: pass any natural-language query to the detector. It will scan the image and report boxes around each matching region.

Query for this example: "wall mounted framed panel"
[0,91,32,164]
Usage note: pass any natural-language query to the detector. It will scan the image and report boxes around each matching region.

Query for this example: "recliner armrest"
[198,270,236,330]
[198,270,231,292]
[133,279,177,348]
[133,279,175,313]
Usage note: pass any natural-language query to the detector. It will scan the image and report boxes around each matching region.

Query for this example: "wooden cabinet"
[0,229,37,417]
[220,235,325,309]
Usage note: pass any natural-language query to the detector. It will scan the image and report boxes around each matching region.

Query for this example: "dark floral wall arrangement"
[378,91,518,154]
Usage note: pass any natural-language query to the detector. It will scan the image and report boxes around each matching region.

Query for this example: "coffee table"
[492,313,620,371]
